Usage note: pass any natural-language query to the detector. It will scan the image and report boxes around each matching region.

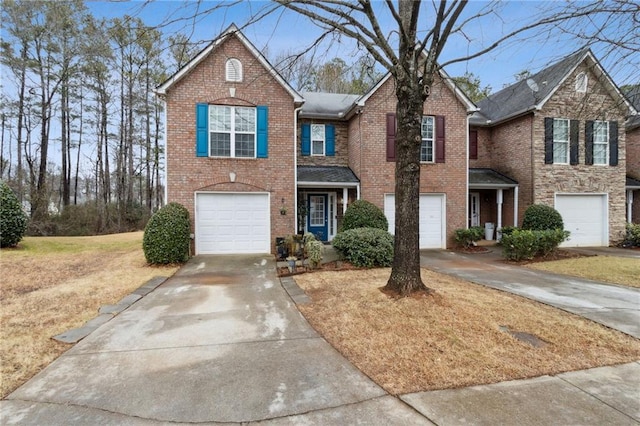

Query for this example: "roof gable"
[476,49,636,125]
[156,24,303,103]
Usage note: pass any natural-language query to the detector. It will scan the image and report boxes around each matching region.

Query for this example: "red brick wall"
[626,127,640,223]
[163,35,297,252]
[350,74,470,247]
[469,127,493,168]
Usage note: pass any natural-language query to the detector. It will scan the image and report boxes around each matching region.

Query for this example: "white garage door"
[555,194,607,247]
[195,192,270,254]
[384,194,445,249]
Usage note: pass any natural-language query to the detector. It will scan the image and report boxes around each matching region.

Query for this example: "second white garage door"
[555,194,608,247]
[384,194,445,249]
[195,192,270,254]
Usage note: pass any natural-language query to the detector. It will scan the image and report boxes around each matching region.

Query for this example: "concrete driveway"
[420,248,640,338]
[2,255,428,424]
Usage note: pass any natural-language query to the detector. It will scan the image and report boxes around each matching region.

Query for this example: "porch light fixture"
[229,171,236,182]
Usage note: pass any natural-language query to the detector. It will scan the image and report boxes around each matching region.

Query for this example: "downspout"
[466,114,470,230]
[161,96,168,206]
[293,105,303,233]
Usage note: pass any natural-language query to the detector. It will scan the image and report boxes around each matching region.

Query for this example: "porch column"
[343,187,348,214]
[496,189,503,236]
[628,190,634,223]
[513,186,519,226]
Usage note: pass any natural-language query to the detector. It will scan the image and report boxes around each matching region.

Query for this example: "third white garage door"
[555,194,608,247]
[195,192,270,254]
[384,194,445,249]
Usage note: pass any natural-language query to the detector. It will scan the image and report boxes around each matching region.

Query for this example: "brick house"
[157,24,474,254]
[158,25,635,254]
[624,86,640,224]
[470,49,637,246]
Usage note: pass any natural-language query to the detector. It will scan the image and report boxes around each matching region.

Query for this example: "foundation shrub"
[340,200,388,232]
[332,227,394,268]
[522,204,564,231]
[0,180,29,247]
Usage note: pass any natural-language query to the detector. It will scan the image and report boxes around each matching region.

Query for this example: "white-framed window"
[553,118,570,164]
[311,124,325,156]
[420,116,435,162]
[575,72,587,93]
[209,105,256,158]
[225,58,242,82]
[593,120,608,165]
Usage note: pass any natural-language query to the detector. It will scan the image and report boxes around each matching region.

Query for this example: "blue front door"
[307,194,328,241]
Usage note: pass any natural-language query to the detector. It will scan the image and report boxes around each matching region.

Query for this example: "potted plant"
[286,256,297,273]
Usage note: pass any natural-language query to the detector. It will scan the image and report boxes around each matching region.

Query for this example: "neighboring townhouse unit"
[624,86,640,224]
[470,49,637,246]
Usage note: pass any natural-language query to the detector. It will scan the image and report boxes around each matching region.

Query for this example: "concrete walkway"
[2,251,639,424]
[420,248,640,338]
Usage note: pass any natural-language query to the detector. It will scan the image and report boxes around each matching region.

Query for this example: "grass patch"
[294,268,640,395]
[525,256,640,288]
[0,232,179,398]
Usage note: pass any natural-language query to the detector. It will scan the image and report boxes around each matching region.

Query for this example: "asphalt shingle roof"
[469,168,518,187]
[627,176,640,189]
[297,166,360,183]
[300,92,360,119]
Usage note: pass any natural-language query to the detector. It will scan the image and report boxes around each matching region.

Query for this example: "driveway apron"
[420,249,640,338]
[2,255,428,425]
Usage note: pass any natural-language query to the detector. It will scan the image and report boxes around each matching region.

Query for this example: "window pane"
[235,107,255,132]
[210,132,231,156]
[421,140,433,162]
[422,116,434,139]
[234,134,255,157]
[553,141,568,163]
[311,124,325,140]
[594,121,608,142]
[553,119,569,141]
[312,140,324,155]
[210,106,231,131]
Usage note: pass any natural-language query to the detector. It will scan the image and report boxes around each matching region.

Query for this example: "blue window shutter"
[325,124,335,156]
[301,124,310,156]
[196,103,208,157]
[256,106,268,158]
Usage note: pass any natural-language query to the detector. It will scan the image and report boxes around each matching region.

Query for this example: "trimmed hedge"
[522,204,564,231]
[340,200,388,232]
[143,202,191,264]
[622,223,640,247]
[501,228,570,261]
[1,181,29,248]
[332,227,394,268]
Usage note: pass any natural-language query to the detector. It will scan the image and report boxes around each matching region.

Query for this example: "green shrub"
[0,181,29,248]
[305,239,324,268]
[522,204,564,231]
[622,223,640,247]
[499,226,518,237]
[340,200,388,232]
[332,227,394,268]
[143,202,191,264]
[501,229,539,261]
[502,228,570,261]
[453,226,484,248]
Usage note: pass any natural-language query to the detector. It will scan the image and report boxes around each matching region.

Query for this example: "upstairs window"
[420,116,435,162]
[592,120,609,165]
[209,105,255,157]
[552,118,570,164]
[226,58,243,82]
[575,72,587,93]
[311,124,325,156]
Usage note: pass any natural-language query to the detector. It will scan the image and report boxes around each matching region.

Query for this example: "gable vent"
[575,72,587,93]
[226,58,242,82]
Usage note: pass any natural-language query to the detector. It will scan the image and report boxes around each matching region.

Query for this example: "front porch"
[297,166,360,242]
[469,168,519,240]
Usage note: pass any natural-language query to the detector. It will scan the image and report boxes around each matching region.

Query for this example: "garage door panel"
[196,193,270,254]
[384,194,445,249]
[555,194,607,247]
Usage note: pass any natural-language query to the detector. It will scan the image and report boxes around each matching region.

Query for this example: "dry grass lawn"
[525,256,640,288]
[294,268,640,395]
[0,232,178,398]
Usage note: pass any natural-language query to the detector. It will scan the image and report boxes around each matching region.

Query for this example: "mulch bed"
[277,260,361,277]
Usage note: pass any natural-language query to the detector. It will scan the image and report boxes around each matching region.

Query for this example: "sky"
[84,0,639,92]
